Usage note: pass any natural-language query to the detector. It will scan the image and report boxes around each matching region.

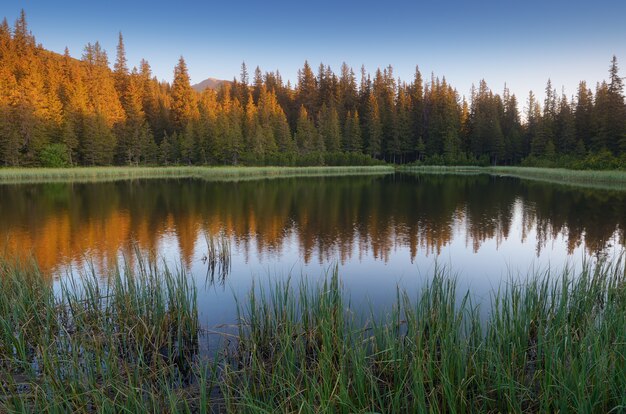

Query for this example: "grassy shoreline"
[1,165,626,189]
[0,165,394,184]
[400,165,626,190]
[1,255,626,412]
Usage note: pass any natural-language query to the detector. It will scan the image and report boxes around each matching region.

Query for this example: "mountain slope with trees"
[0,12,624,168]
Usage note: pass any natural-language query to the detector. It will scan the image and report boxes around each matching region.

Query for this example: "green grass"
[3,165,625,190]
[0,166,394,184]
[1,254,626,412]
[400,165,626,190]
[0,253,208,413]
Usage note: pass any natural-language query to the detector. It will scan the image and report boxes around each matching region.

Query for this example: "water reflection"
[0,174,624,275]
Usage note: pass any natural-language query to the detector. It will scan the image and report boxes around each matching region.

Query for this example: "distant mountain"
[191,77,230,92]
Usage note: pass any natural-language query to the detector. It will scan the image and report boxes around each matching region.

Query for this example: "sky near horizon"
[3,0,626,105]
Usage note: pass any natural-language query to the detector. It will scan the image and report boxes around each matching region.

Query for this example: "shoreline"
[0,165,395,184]
[399,165,626,190]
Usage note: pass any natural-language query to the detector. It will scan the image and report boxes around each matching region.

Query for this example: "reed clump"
[224,259,626,413]
[203,233,232,285]
[1,254,626,412]
[0,255,209,413]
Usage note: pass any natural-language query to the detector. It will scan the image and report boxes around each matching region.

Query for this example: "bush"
[521,150,626,170]
[38,144,71,168]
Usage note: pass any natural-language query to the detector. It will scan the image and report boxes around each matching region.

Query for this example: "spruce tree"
[295,106,318,154]
[317,104,341,152]
[366,94,382,158]
[343,110,362,153]
[114,32,129,98]
[575,81,594,151]
[606,56,626,152]
[171,56,198,130]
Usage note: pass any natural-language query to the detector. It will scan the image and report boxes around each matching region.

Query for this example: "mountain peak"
[192,77,230,92]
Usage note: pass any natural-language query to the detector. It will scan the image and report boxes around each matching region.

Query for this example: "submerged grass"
[0,253,207,413]
[400,165,626,190]
[203,233,232,285]
[225,259,626,413]
[1,254,626,412]
[0,166,394,184]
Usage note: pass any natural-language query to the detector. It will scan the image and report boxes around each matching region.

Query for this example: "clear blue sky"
[4,0,626,105]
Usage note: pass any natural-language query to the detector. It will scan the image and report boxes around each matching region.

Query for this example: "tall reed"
[0,253,206,413]
[1,253,626,412]
[223,258,626,413]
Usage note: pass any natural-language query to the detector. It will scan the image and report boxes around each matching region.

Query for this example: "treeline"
[0,11,625,168]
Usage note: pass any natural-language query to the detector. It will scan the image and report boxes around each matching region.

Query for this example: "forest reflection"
[1,174,624,274]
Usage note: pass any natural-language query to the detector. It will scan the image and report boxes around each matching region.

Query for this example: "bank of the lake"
[400,165,626,190]
[1,254,625,413]
[0,165,394,184]
[2,165,626,190]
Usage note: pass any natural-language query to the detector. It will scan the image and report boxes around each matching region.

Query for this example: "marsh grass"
[400,165,626,190]
[224,258,626,413]
[0,253,209,413]
[1,253,626,412]
[203,233,232,285]
[0,166,394,184]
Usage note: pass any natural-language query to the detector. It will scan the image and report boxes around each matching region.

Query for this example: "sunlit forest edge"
[1,11,625,169]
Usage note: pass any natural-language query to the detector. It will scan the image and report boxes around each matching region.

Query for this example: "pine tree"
[12,10,35,53]
[252,66,263,104]
[410,66,425,160]
[171,56,198,130]
[60,116,78,165]
[297,61,318,118]
[606,56,626,152]
[226,98,244,164]
[526,91,541,156]
[575,81,594,151]
[82,113,116,165]
[82,42,125,127]
[343,110,362,153]
[180,121,195,164]
[295,106,319,154]
[239,61,249,107]
[338,62,358,120]
[317,104,341,152]
[556,92,576,154]
[395,86,412,162]
[592,81,610,151]
[501,87,523,163]
[114,32,129,98]
[273,109,294,154]
[366,94,382,158]
[532,79,556,156]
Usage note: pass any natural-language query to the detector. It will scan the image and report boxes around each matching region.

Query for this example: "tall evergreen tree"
[343,110,362,153]
[114,32,128,98]
[317,104,341,152]
[295,106,319,154]
[606,56,626,152]
[171,56,198,129]
[575,81,593,153]
[366,93,382,158]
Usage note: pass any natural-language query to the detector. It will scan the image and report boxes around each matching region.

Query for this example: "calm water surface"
[1,173,625,339]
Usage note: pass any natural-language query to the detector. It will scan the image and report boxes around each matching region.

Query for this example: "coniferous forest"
[1,12,625,169]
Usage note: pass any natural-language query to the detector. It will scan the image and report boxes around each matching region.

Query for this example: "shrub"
[38,143,71,168]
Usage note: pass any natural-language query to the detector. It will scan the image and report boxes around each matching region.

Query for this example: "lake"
[1,172,624,345]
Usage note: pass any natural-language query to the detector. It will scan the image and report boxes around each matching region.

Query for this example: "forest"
[0,11,625,168]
